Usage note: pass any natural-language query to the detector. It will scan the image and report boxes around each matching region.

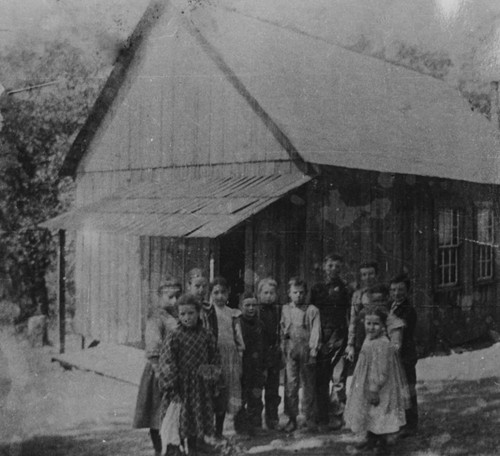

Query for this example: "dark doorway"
[219,226,246,309]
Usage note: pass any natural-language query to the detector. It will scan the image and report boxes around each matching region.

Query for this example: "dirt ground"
[1,325,500,456]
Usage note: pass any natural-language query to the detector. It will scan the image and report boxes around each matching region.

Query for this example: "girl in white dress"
[344,307,409,456]
[209,276,245,438]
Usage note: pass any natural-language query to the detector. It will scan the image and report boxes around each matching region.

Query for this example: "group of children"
[133,255,418,456]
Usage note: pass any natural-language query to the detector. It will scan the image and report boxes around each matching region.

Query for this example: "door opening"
[219,227,246,309]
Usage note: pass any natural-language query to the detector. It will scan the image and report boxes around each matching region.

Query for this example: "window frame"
[474,203,495,284]
[436,207,463,288]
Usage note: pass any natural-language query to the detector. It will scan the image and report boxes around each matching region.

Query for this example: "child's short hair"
[239,291,257,306]
[158,276,182,294]
[288,277,307,292]
[364,305,388,326]
[389,273,411,291]
[359,261,379,274]
[187,268,206,283]
[367,283,389,298]
[177,293,202,312]
[209,276,228,294]
[323,252,344,263]
[257,277,278,294]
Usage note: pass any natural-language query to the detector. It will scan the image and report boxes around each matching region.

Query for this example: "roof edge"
[177,7,315,176]
[59,0,168,178]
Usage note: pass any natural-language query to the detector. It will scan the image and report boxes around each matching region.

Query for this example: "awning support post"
[58,229,66,354]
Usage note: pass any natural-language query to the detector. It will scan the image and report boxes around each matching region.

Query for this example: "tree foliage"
[0,40,102,322]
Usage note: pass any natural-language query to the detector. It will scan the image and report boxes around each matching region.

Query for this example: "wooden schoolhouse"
[43,0,500,354]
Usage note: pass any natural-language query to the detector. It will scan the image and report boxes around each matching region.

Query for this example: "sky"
[1,0,500,86]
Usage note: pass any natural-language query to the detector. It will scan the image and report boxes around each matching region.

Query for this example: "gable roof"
[61,0,500,185]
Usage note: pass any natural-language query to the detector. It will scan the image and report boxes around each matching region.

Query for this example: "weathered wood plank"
[127,236,142,343]
[88,231,101,342]
[117,236,129,344]
[100,234,109,343]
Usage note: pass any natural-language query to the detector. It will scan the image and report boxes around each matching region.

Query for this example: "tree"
[0,40,102,331]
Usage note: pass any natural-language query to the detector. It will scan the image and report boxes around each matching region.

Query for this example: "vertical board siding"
[139,236,150,344]
[140,237,211,318]
[80,10,290,176]
[126,234,142,344]
[89,231,101,341]
[75,231,141,344]
[99,233,110,343]
[74,232,87,336]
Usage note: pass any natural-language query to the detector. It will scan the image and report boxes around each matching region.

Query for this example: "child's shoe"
[354,432,377,450]
[265,418,279,431]
[251,426,269,437]
[281,418,297,433]
[398,425,417,439]
[328,416,344,430]
[302,420,319,434]
[165,444,183,456]
[196,438,218,454]
[375,439,391,456]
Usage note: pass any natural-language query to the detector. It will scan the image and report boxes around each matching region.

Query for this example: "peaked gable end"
[73,1,292,177]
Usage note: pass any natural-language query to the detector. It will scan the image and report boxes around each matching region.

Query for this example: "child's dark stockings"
[215,413,225,437]
[149,429,162,455]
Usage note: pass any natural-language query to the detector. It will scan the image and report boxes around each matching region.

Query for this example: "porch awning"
[40,174,312,237]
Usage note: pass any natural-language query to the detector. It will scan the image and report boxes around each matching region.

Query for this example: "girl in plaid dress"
[159,294,221,455]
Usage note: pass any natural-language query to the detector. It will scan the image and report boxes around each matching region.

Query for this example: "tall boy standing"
[257,278,282,431]
[310,253,350,429]
[281,278,321,433]
[389,273,418,436]
[345,261,379,366]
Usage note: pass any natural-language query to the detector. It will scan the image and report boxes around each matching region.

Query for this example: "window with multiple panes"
[476,206,494,281]
[437,208,461,286]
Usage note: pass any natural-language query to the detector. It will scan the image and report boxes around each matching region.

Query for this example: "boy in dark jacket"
[310,253,350,429]
[389,273,418,436]
[237,292,267,435]
[257,277,282,430]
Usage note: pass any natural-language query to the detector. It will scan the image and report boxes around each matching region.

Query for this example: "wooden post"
[58,229,66,354]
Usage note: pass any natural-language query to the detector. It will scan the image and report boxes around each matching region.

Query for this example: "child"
[133,277,182,456]
[257,277,282,430]
[346,261,380,366]
[388,274,418,436]
[280,277,321,433]
[186,268,217,341]
[237,292,266,436]
[158,294,221,455]
[344,307,409,456]
[310,253,350,429]
[209,276,245,438]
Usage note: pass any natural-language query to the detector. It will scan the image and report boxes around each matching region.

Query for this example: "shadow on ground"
[237,376,500,456]
[0,377,499,456]
[0,429,150,456]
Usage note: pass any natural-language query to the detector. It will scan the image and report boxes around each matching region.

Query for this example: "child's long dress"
[133,309,177,430]
[215,305,244,414]
[344,336,410,435]
[159,323,221,440]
